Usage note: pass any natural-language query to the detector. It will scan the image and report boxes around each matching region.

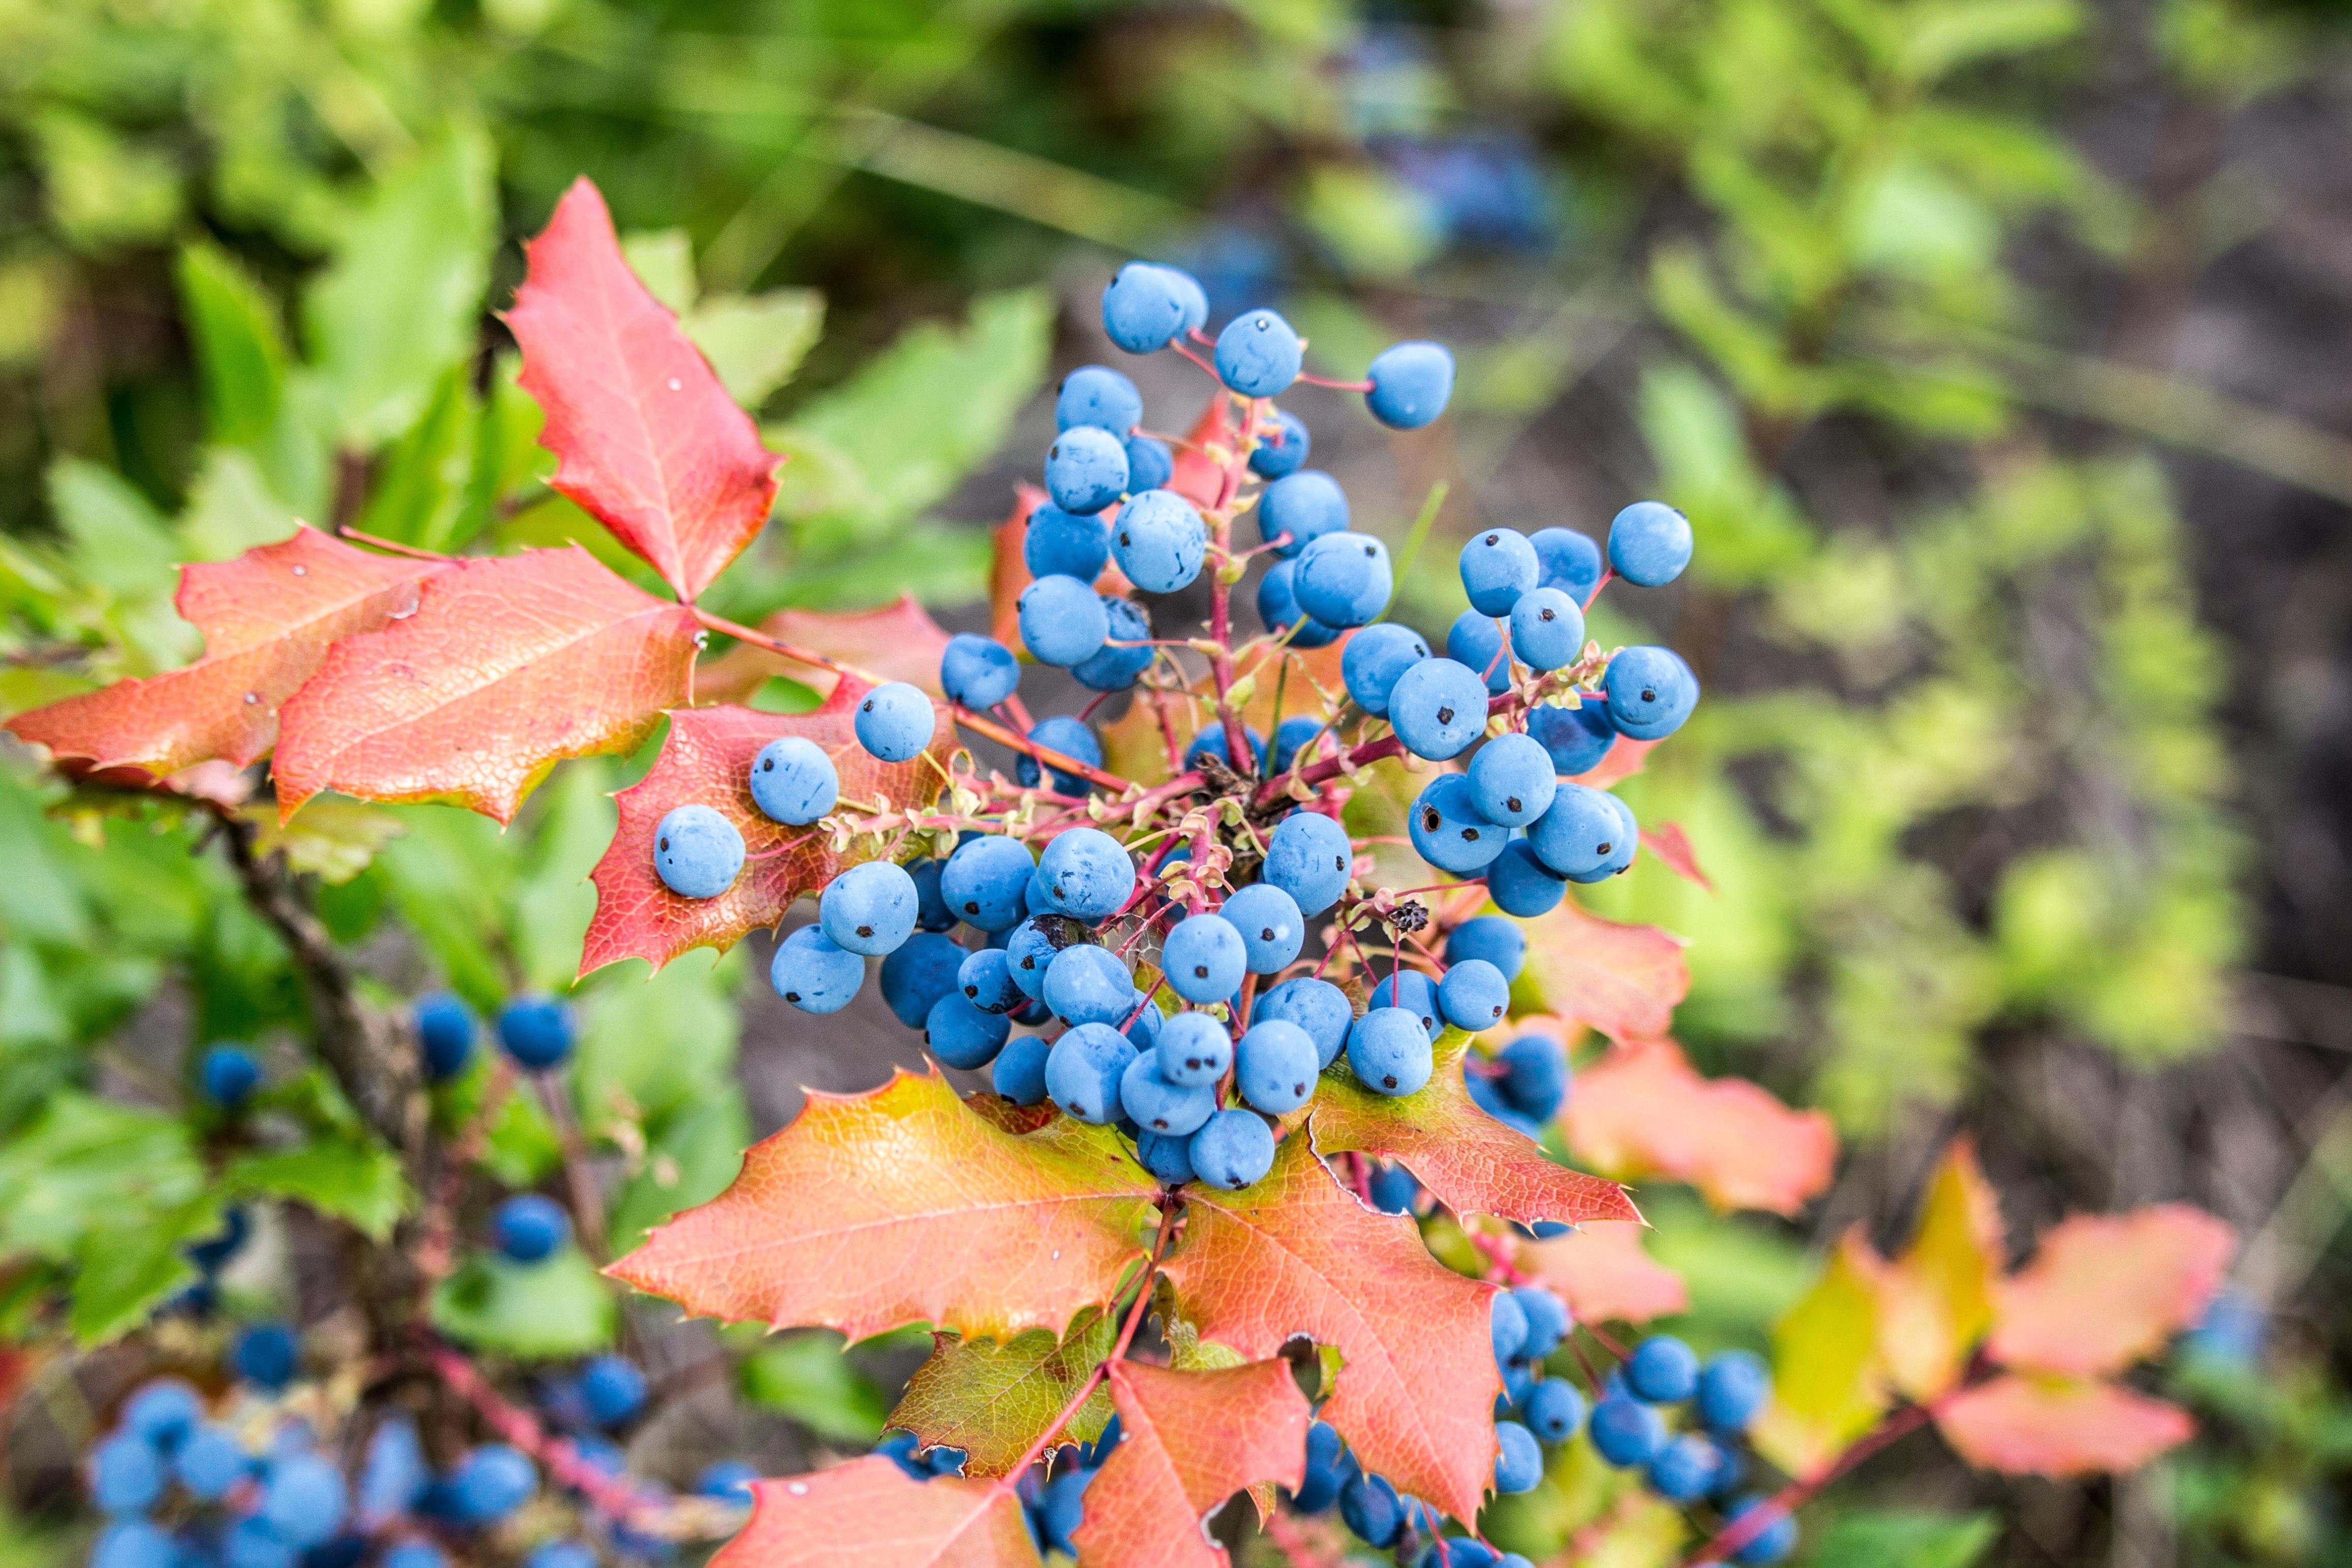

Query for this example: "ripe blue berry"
[493,1195,568,1263]
[357,1419,426,1523]
[1125,434,1174,491]
[1460,528,1540,616]
[1163,913,1246,1003]
[939,634,1020,711]
[1255,560,1338,649]
[1468,732,1557,827]
[121,1380,201,1450]
[992,1034,1052,1105]
[1294,532,1392,628]
[1449,610,1514,696]
[1493,1420,1543,1493]
[770,924,866,1012]
[1184,723,1265,774]
[1486,842,1566,917]
[1409,774,1507,875]
[1006,915,1079,998]
[414,993,476,1081]
[1469,1070,1542,1139]
[1255,470,1348,558]
[1528,698,1615,777]
[695,1461,759,1503]
[1603,646,1699,740]
[1055,365,1144,435]
[1531,527,1602,600]
[578,1355,647,1426]
[89,1432,165,1515]
[1626,1335,1700,1403]
[1367,1161,1420,1213]
[221,1517,292,1568]
[449,1444,536,1523]
[1348,1007,1433,1096]
[1037,827,1135,921]
[925,992,1012,1069]
[1515,1285,1570,1355]
[1221,882,1303,972]
[750,735,839,825]
[385,1544,447,1568]
[93,1523,174,1568]
[853,681,935,762]
[1155,1011,1233,1087]
[1134,1128,1197,1184]
[1646,1433,1719,1502]
[1367,970,1439,1037]
[1189,1108,1275,1188]
[1042,943,1135,1027]
[1046,1021,1136,1124]
[1607,500,1693,587]
[1365,341,1454,428]
[1339,1473,1403,1547]
[1270,715,1327,777]
[1496,1033,1569,1121]
[653,803,745,898]
[1508,588,1585,672]
[176,1424,250,1499]
[1521,1377,1584,1442]
[958,948,1024,1014]
[1388,657,1490,760]
[1044,426,1128,514]
[1023,506,1111,580]
[1291,1420,1352,1512]
[232,1323,298,1389]
[1120,1053,1217,1135]
[882,933,964,1027]
[1255,976,1350,1068]
[1214,309,1302,398]
[200,1043,262,1108]
[1110,489,1208,593]
[1017,715,1105,795]
[1492,1290,1529,1363]
[943,836,1037,932]
[1264,810,1353,914]
[1341,622,1431,716]
[1728,1497,1798,1566]
[1102,265,1194,353]
[1438,959,1510,1032]
[1074,596,1154,693]
[1528,783,1635,881]
[262,1453,350,1546]
[1445,916,1525,980]
[1249,410,1311,479]
[909,858,955,931]
[1236,1019,1319,1114]
[819,860,919,956]
[1587,1395,1665,1467]
[1018,574,1110,667]
[497,996,574,1069]
[1422,1541,1499,1568]
[1698,1350,1771,1432]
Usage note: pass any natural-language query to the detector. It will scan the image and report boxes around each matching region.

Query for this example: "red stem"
[429,1345,668,1525]
[1003,1219,1177,1479]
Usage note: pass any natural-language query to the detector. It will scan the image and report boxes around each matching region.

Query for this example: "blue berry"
[1120,1053,1216,1135]
[1043,943,1136,1027]
[1235,1020,1319,1114]
[1626,1335,1699,1403]
[1587,1396,1665,1468]
[939,633,1020,711]
[1134,1128,1196,1184]
[414,993,476,1081]
[1255,470,1348,558]
[874,1431,925,1479]
[1469,1070,1542,1139]
[1291,1420,1352,1512]
[1017,715,1104,795]
[1445,916,1525,980]
[1367,1160,1420,1214]
[1467,732,1556,827]
[1023,505,1112,580]
[493,1195,569,1263]
[1387,658,1490,760]
[1189,1108,1275,1188]
[820,860,920,956]
[497,996,575,1069]
[188,1208,246,1270]
[992,1034,1052,1105]
[770,924,865,1012]
[695,1461,759,1504]
[1422,1542,1500,1568]
[942,835,1035,932]
[1045,1022,1136,1124]
[1249,410,1311,479]
[1110,489,1208,593]
[449,1444,536,1523]
[1367,970,1439,1037]
[1486,842,1566,918]
[1603,647,1699,740]
[1607,501,1693,587]
[1006,915,1080,998]
[1255,976,1350,1068]
[1521,1378,1585,1442]
[1255,560,1338,649]
[1493,1420,1543,1493]
[1036,828,1135,921]
[1035,1467,1096,1555]
[1697,1350,1771,1432]
[1221,883,1303,972]
[1214,310,1302,397]
[1294,532,1392,628]
[1409,774,1507,876]
[653,804,745,899]
[176,1423,250,1499]
[1515,1287,1569,1355]
[1438,959,1510,1032]
[749,735,839,824]
[1102,264,1194,353]
[853,682,935,762]
[1526,699,1615,777]
[1339,1472,1403,1547]
[1163,914,1246,1004]
[89,1431,165,1515]
[1019,574,1111,667]
[93,1523,174,1568]
[1492,1290,1529,1363]
[1270,715,1327,776]
[1707,1438,1748,1499]
[221,1517,293,1568]
[200,1043,262,1108]
[1530,527,1602,600]
[908,858,954,931]
[1348,1008,1432,1096]
[1508,588,1585,672]
[1184,723,1265,774]
[1155,1012,1232,1087]
[261,1453,349,1546]
[927,992,1013,1069]
[1528,783,1635,881]
[958,948,1024,1014]
[1044,426,1128,515]
[1055,365,1144,435]
[1496,1034,1569,1121]
[1264,811,1353,914]
[1728,1497,1798,1566]
[1122,998,1164,1052]
[232,1323,299,1389]
[357,1418,426,1522]
[385,1544,447,1568]
[1460,528,1540,616]
[1127,434,1175,491]
[1646,1433,1719,1503]
[578,1355,646,1426]
[1341,622,1431,716]
[1449,610,1514,696]
[1365,342,1454,428]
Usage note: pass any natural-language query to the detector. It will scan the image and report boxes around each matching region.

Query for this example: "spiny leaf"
[609,1070,1158,1343]
[1159,1137,1500,1523]
[696,597,956,708]
[717,1457,1040,1568]
[508,178,782,601]
[1986,1205,2235,1377]
[1568,735,1656,789]
[1565,1039,1836,1215]
[1514,1221,1689,1326]
[1638,822,1713,891]
[1071,1360,1310,1568]
[989,485,1048,651]
[891,1309,1117,1478]
[1169,396,1239,510]
[1519,902,1689,1044]
[579,689,951,976]
[1876,1139,2004,1400]
[1751,1232,1891,1480]
[272,545,699,824]
[1308,1032,1637,1228]
[5,527,443,779]
[1932,1375,2194,1477]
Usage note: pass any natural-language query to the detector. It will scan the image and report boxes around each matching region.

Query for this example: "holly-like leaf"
[1070,1359,1310,1568]
[891,1309,1117,1478]
[1568,735,1657,789]
[273,546,700,824]
[1170,396,1240,511]
[6,527,443,779]
[988,485,1048,651]
[1752,1233,1892,1480]
[1933,1375,2194,1477]
[1986,1205,2235,1378]
[717,1457,1040,1568]
[609,1070,1158,1343]
[1639,822,1713,891]
[579,689,951,976]
[1514,1221,1689,1326]
[1519,902,1689,1044]
[1308,1032,1637,1228]
[1564,1040,1836,1215]
[695,598,956,708]
[1876,1140,2004,1401]
[1159,1138,1500,1523]
[508,179,782,601]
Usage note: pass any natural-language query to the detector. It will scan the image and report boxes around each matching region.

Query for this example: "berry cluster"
[1581,1337,1790,1564]
[873,1421,1123,1559]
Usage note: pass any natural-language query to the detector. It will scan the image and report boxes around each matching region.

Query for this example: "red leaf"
[1071,1360,1310,1568]
[508,178,781,601]
[1639,822,1713,892]
[1565,1040,1837,1216]
[1568,736,1655,789]
[6,527,442,779]
[272,546,700,824]
[989,486,1048,651]
[1515,1221,1688,1326]
[1934,1375,2194,1477]
[1159,1137,1501,1523]
[1169,396,1239,511]
[609,1070,1159,1342]
[1519,902,1690,1044]
[1987,1205,2236,1377]
[696,598,956,708]
[716,1458,1039,1568]
[580,689,951,976]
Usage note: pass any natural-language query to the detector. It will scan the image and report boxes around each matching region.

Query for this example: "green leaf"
[478,1083,562,1189]
[31,110,182,251]
[0,1094,209,1259]
[889,1308,1115,1474]
[180,447,302,563]
[227,1137,412,1241]
[740,1332,892,1446]
[606,1087,751,1255]
[688,290,824,411]
[431,1248,615,1359]
[1898,0,2080,82]
[176,243,287,447]
[1811,1510,1999,1568]
[618,230,697,315]
[453,352,549,550]
[356,363,480,551]
[574,951,742,1136]
[71,1219,211,1343]
[241,799,407,885]
[44,458,193,671]
[304,127,496,447]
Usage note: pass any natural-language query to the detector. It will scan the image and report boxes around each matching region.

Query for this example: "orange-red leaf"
[716,1458,1039,1568]
[1071,1360,1309,1568]
[1307,1034,1636,1228]
[1639,822,1712,892]
[1170,396,1239,510]
[1987,1205,2235,1377]
[609,1070,1158,1343]
[6,527,442,779]
[1934,1375,2194,1477]
[273,546,699,823]
[696,598,956,708]
[989,486,1048,651]
[1876,1139,2004,1400]
[1568,736,1655,789]
[1565,1040,1836,1216]
[579,690,950,976]
[509,178,781,600]
[1519,902,1689,1044]
[1515,1221,1688,1326]
[1159,1138,1500,1523]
